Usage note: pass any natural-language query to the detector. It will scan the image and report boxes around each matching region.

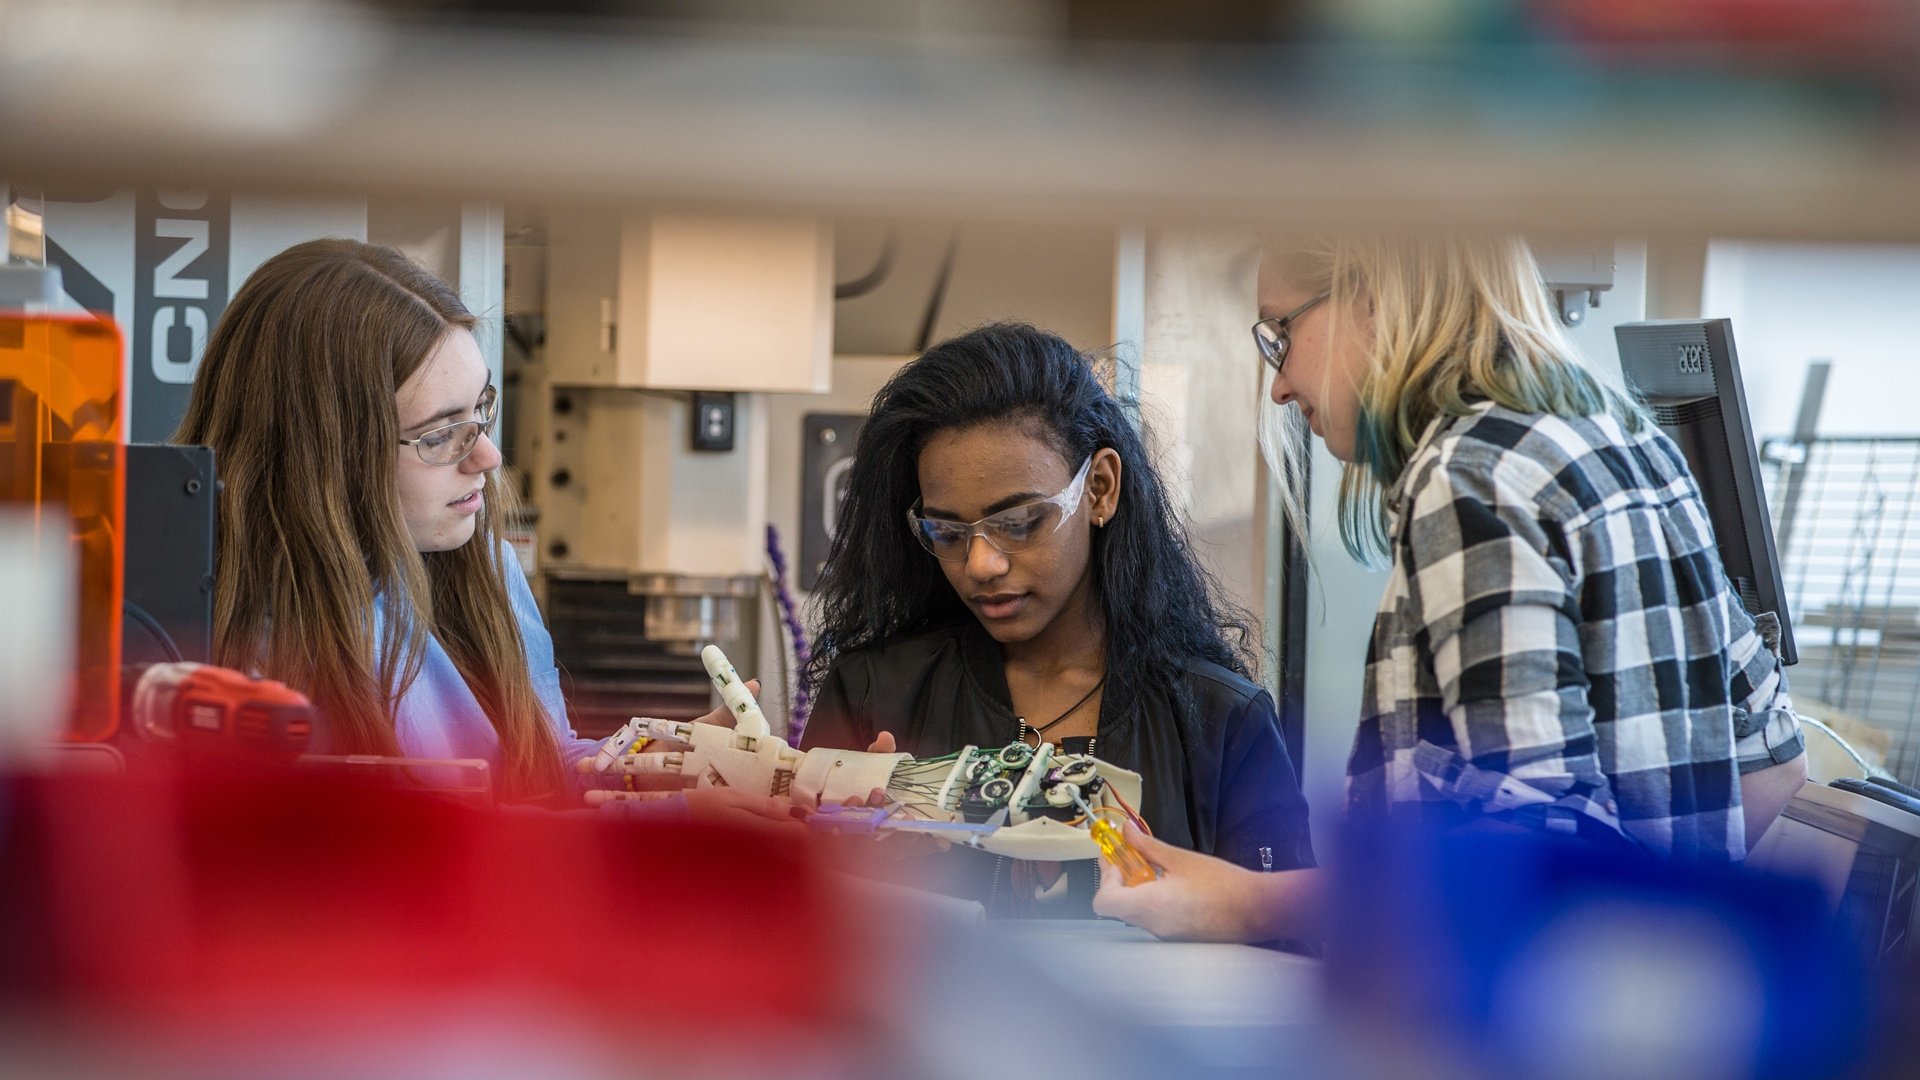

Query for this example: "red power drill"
[127,662,317,761]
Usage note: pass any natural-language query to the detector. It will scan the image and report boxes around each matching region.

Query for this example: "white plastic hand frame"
[587,718,1143,862]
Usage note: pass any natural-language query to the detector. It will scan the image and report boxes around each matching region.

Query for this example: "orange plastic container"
[0,312,125,741]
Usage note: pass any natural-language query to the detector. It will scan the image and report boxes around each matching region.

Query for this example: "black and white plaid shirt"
[1346,401,1805,863]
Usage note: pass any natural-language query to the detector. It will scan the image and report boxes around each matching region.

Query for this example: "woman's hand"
[681,787,804,834]
[842,784,952,857]
[849,731,947,854]
[1092,823,1313,943]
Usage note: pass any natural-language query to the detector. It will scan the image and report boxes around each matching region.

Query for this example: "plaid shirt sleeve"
[1726,614,1806,775]
[1399,447,1625,836]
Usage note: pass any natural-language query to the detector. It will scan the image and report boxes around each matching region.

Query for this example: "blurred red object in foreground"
[0,766,874,1055]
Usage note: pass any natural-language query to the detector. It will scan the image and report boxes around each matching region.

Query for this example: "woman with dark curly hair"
[801,322,1314,916]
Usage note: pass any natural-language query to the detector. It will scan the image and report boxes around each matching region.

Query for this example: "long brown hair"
[175,238,564,801]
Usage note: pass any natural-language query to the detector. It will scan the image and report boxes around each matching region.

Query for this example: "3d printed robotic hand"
[584,647,1145,862]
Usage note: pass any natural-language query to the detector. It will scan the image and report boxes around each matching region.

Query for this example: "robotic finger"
[603,752,688,777]
[702,645,769,737]
[592,720,648,771]
[592,717,699,773]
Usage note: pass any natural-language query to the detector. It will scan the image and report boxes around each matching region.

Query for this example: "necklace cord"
[1016,673,1108,738]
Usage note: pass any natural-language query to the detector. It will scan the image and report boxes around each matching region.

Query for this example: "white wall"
[1135,228,1267,652]
[1702,241,1920,440]
[227,194,367,288]
[1297,438,1390,851]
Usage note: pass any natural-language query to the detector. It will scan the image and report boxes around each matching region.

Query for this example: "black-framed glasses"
[906,455,1094,562]
[1251,292,1330,375]
[398,383,498,466]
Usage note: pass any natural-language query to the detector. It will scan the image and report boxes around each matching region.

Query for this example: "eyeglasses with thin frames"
[398,382,498,467]
[1251,291,1330,376]
[906,455,1094,562]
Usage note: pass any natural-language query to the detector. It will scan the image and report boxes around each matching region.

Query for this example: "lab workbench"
[989,919,1322,1028]
[898,918,1331,1078]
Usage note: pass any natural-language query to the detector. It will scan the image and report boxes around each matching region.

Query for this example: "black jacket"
[803,620,1315,888]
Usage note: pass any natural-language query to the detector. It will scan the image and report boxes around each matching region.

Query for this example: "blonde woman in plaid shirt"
[1096,236,1808,943]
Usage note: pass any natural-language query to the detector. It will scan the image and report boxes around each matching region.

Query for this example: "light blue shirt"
[373,561,604,793]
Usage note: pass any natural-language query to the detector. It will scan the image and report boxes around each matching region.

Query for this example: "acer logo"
[1677,343,1708,376]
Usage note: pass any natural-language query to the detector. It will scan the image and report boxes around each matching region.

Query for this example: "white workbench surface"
[895,918,1330,1076]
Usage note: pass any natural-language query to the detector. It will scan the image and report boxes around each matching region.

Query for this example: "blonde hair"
[175,239,565,802]
[1260,235,1644,564]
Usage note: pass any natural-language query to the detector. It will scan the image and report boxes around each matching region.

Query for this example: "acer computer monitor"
[1615,318,1797,665]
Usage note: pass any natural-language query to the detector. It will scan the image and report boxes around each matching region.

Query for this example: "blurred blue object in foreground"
[1326,822,1875,1080]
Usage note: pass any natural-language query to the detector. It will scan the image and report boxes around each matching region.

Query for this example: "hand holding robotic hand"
[810,774,955,860]
[578,756,801,832]
[585,648,1148,864]
[579,661,802,831]
[574,675,757,786]
[680,787,803,832]
[574,674,770,783]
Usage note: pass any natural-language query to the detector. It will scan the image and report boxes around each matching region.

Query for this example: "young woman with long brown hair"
[176,238,783,820]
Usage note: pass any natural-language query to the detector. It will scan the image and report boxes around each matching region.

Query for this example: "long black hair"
[804,322,1259,732]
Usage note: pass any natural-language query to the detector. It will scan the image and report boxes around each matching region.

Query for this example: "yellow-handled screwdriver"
[1070,787,1156,886]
